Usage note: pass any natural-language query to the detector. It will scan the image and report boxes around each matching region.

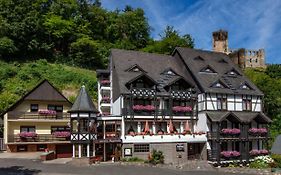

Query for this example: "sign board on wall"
[176,144,185,152]
[124,148,132,156]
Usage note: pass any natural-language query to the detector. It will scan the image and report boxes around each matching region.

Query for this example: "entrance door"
[188,143,204,160]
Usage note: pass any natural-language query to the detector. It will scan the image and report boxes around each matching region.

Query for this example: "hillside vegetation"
[0,0,194,69]
[244,65,281,139]
[0,59,97,114]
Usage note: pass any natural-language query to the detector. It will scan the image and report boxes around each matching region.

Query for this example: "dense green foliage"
[0,60,97,114]
[244,65,281,140]
[143,26,194,54]
[0,0,194,69]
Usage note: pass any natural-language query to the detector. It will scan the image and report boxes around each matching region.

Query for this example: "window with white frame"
[242,96,252,111]
[217,94,227,110]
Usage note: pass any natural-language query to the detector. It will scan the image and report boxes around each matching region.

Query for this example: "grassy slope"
[0,59,97,113]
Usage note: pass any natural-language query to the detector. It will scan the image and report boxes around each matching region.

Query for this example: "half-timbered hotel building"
[96,48,271,164]
[2,47,271,165]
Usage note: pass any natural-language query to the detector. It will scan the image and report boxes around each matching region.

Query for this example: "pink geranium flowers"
[53,131,71,138]
[100,80,110,85]
[132,105,156,111]
[19,132,37,138]
[39,110,56,116]
[248,128,267,135]
[249,149,269,156]
[172,106,192,113]
[221,151,240,158]
[221,128,241,135]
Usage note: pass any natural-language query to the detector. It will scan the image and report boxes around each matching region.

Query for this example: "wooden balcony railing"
[8,134,70,143]
[8,112,70,120]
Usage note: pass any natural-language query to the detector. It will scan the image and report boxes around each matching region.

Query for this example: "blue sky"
[101,0,281,64]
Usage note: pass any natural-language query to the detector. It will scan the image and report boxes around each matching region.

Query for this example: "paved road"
[0,158,252,175]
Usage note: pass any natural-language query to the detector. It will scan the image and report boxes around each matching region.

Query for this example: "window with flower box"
[134,144,150,153]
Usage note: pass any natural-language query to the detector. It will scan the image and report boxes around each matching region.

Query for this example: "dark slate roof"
[174,47,263,96]
[69,85,98,113]
[0,79,72,117]
[206,111,272,123]
[25,80,72,101]
[271,135,281,154]
[110,49,197,101]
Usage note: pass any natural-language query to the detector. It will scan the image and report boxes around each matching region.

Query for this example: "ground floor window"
[134,144,149,153]
[17,145,27,152]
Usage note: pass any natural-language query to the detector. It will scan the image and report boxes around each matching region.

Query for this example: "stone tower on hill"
[212,30,266,69]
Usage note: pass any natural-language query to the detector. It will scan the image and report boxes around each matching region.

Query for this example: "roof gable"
[239,82,252,90]
[25,80,70,102]
[226,68,241,76]
[161,68,178,76]
[69,85,98,113]
[1,79,72,116]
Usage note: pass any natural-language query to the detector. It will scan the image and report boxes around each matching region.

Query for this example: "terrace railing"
[8,111,70,120]
[8,134,70,143]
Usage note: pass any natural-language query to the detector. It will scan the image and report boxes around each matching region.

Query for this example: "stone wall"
[122,142,206,164]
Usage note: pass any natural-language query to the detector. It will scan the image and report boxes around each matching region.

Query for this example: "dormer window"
[200,65,216,74]
[240,83,252,90]
[226,68,241,76]
[126,65,146,73]
[162,68,177,76]
[133,67,140,72]
[211,80,227,88]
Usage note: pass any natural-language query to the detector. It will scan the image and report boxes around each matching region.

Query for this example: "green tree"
[143,25,194,54]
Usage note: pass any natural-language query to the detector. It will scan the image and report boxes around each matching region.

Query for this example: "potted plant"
[221,128,240,135]
[172,106,192,115]
[220,151,240,159]
[249,128,267,136]
[38,110,56,116]
[19,131,37,141]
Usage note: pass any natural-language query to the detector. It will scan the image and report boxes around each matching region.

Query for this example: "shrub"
[148,150,164,165]
[271,154,281,168]
[249,155,274,169]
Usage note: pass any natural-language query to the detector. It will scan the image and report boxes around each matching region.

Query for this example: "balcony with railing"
[100,79,110,88]
[7,111,70,120]
[8,133,70,143]
[207,128,241,141]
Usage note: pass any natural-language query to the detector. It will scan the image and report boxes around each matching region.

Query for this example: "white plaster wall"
[235,95,243,111]
[196,112,207,132]
[112,96,122,115]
